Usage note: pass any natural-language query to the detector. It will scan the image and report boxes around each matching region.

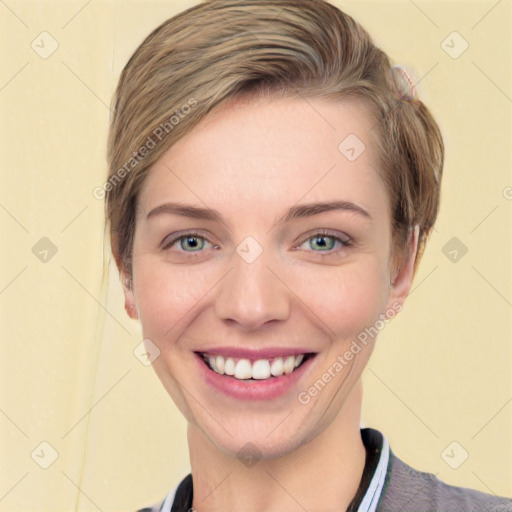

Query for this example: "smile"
[200,352,311,380]
[195,348,318,400]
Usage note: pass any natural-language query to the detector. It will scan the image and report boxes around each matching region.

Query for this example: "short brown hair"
[106,0,443,283]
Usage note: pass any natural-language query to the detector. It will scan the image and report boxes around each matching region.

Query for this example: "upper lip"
[195,347,316,360]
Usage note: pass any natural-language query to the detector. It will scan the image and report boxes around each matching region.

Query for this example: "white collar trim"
[357,434,389,512]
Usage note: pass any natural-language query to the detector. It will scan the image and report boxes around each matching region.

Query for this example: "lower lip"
[195,353,316,401]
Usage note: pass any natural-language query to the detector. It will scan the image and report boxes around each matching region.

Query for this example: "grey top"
[379,451,512,512]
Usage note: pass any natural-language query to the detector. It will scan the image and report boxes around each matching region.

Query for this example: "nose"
[214,253,290,330]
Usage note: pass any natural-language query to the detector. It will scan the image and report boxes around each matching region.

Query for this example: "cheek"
[287,259,388,337]
[132,255,217,339]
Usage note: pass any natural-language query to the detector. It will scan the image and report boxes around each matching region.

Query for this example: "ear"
[111,232,139,320]
[385,225,420,311]
[121,272,139,320]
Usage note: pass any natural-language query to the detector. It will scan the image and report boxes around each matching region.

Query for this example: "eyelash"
[162,229,353,257]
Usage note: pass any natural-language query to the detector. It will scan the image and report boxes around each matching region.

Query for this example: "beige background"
[1,0,511,510]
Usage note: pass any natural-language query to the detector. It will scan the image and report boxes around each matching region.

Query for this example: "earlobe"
[125,298,139,320]
[388,225,420,306]
[111,235,139,320]
[121,273,139,320]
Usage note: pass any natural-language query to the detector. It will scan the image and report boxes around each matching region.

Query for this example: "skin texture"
[120,96,419,511]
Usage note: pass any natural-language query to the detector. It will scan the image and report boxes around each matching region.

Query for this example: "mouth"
[196,351,316,381]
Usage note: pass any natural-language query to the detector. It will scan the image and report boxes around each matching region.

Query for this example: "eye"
[298,230,352,253]
[179,235,206,251]
[162,232,215,253]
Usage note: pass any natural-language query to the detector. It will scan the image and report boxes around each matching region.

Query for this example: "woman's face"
[124,96,417,458]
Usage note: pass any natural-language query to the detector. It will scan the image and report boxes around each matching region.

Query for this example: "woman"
[105,1,511,510]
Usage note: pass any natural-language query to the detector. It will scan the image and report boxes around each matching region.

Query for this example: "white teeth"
[252,359,271,380]
[283,355,295,374]
[234,359,252,380]
[215,355,225,375]
[203,353,307,380]
[270,357,284,377]
[224,357,236,376]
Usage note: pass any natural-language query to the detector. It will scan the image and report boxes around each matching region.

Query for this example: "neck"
[187,379,366,512]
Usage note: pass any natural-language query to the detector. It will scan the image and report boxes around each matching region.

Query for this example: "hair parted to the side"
[106,0,443,285]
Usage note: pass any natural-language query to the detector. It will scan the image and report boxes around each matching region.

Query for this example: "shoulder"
[378,451,512,512]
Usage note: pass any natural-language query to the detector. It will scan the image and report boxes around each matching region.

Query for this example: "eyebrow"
[146,200,371,225]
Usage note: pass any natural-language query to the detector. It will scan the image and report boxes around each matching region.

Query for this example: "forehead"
[137,96,388,223]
